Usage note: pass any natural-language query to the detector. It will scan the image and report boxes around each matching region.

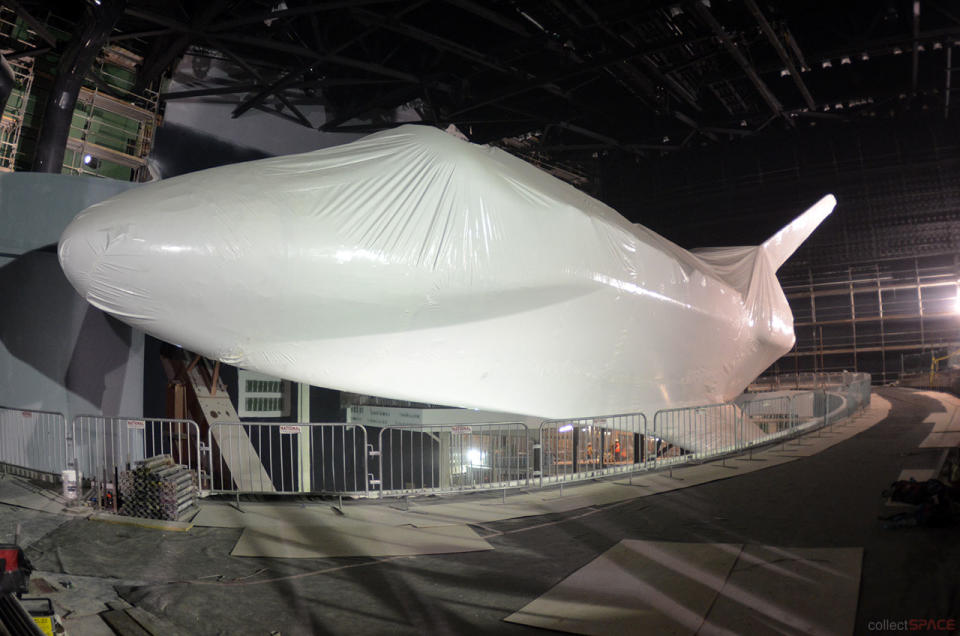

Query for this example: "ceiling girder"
[912,0,922,93]
[351,9,516,75]
[231,59,315,119]
[211,38,313,127]
[442,0,531,37]
[319,83,424,131]
[691,1,791,126]
[744,0,816,111]
[445,40,705,120]
[161,83,263,99]
[207,0,404,32]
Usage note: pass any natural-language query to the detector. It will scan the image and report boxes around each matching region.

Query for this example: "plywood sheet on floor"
[0,477,66,513]
[229,518,492,558]
[704,545,862,636]
[919,432,960,448]
[897,468,939,482]
[193,502,340,529]
[505,540,740,635]
[505,541,862,636]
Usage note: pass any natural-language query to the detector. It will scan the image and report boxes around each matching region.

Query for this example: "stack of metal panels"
[118,455,197,521]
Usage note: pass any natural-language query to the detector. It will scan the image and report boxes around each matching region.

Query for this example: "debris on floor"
[880,478,960,528]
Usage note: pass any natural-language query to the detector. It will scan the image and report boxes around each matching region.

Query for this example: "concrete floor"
[4,387,958,635]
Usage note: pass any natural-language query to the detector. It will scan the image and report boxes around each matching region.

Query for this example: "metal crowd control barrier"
[71,416,202,489]
[741,394,798,444]
[539,413,646,485]
[377,421,533,496]
[0,405,69,476]
[650,403,745,465]
[207,422,369,496]
[34,372,871,501]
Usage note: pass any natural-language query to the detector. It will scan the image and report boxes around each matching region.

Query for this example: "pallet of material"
[118,455,197,521]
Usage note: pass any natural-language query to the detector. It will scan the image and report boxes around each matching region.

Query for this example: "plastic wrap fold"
[59,125,835,424]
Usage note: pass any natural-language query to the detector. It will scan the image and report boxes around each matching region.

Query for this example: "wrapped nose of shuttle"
[58,208,112,300]
[58,195,177,322]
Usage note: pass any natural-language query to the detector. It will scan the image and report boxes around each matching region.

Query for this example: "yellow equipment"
[929,348,960,386]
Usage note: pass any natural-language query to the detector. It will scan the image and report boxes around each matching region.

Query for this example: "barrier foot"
[232,490,243,513]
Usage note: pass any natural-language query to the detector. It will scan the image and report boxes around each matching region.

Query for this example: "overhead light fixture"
[934,42,943,50]
[861,52,870,61]
[917,44,926,52]
[840,56,852,65]
[821,60,832,68]
[893,47,903,55]
[780,69,790,77]
[83,154,92,165]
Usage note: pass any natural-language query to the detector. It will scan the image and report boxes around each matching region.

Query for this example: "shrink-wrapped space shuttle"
[59,125,834,419]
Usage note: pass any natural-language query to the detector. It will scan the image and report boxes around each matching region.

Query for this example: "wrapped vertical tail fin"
[762,194,836,271]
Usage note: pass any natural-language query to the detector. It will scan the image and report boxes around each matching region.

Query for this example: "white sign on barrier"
[127,420,146,430]
[279,425,301,434]
[450,425,472,434]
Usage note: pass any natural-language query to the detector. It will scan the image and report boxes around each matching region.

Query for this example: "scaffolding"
[0,7,36,172]
[0,9,159,182]
[62,47,159,182]
[774,253,960,384]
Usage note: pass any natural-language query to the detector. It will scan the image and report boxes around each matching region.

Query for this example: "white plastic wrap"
[59,125,834,420]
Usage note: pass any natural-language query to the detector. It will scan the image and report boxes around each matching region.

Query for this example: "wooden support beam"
[210,361,221,397]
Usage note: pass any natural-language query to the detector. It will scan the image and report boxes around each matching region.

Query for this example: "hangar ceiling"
[11,0,960,171]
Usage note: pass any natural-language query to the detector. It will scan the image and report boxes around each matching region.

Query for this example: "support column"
[877,264,887,382]
[439,432,451,489]
[297,382,311,492]
[32,0,125,173]
[809,269,817,372]
[0,55,14,117]
[849,266,858,371]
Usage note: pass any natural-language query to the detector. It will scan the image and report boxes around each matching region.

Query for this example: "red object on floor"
[0,548,19,572]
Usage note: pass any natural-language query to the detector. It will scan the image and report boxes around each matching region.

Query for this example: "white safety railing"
[539,413,646,485]
[1,373,871,501]
[377,422,533,496]
[0,405,69,475]
[650,402,746,465]
[71,416,202,490]
[207,422,369,496]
